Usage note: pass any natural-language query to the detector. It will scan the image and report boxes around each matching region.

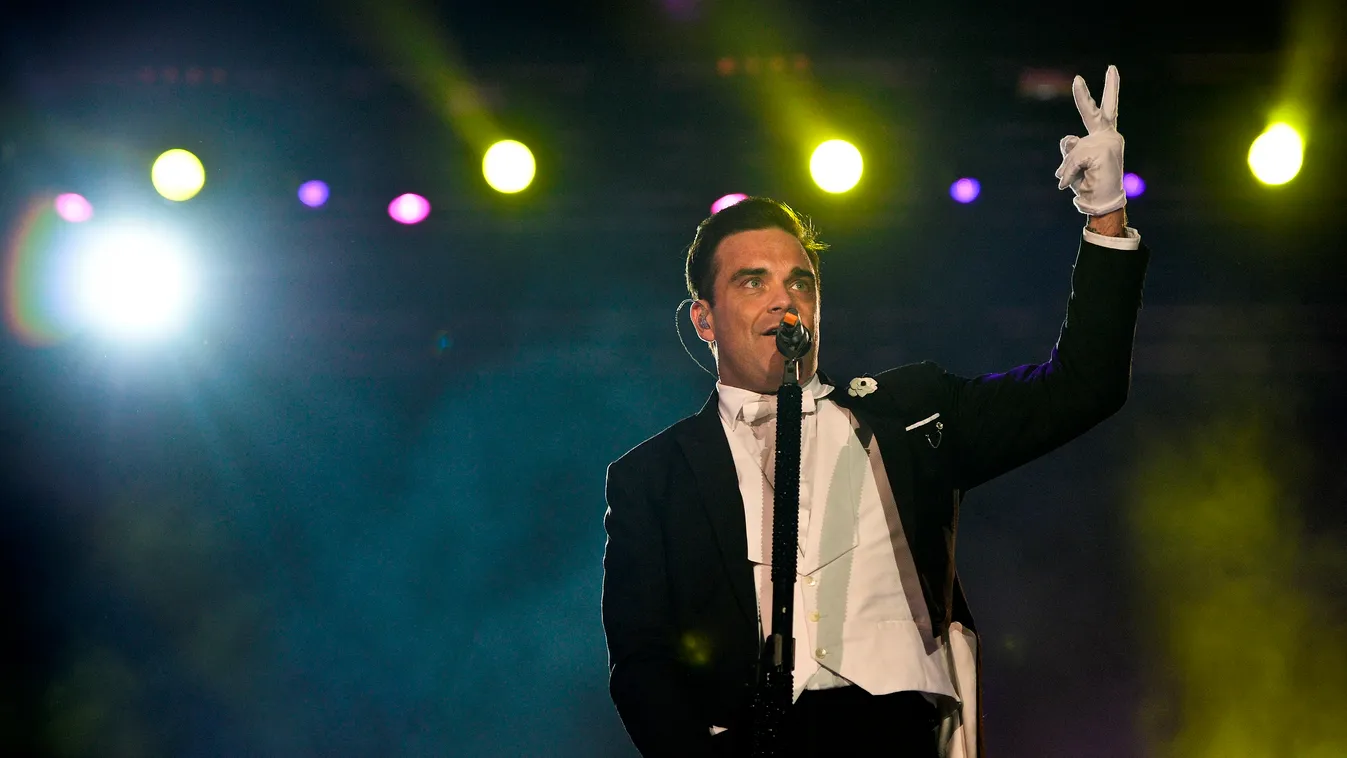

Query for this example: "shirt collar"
[716,373,834,431]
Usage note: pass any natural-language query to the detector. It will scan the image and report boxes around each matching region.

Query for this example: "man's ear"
[690,299,715,344]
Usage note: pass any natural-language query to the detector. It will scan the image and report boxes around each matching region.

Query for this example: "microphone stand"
[751,309,811,758]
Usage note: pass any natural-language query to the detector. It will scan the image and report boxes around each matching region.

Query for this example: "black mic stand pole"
[751,311,810,758]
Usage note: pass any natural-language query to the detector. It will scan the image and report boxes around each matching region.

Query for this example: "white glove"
[1055,65,1126,216]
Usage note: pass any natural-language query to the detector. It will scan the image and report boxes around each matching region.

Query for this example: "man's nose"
[768,285,796,312]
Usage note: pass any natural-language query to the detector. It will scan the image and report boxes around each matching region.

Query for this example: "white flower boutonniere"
[848,376,878,398]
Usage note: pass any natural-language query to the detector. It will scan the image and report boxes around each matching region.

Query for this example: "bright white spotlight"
[1248,123,1304,185]
[151,149,206,202]
[73,223,194,339]
[483,140,536,193]
[810,139,863,193]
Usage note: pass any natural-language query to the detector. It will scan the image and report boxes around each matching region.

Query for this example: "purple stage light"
[1123,172,1146,198]
[711,193,748,214]
[388,193,431,224]
[949,178,981,204]
[54,193,93,222]
[298,180,330,208]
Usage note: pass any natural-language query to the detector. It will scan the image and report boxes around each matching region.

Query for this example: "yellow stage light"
[810,140,863,193]
[1248,123,1304,186]
[151,149,206,201]
[483,140,536,194]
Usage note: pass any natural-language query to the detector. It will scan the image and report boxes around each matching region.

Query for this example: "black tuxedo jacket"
[602,239,1149,757]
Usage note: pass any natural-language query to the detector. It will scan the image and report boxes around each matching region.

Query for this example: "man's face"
[692,227,820,394]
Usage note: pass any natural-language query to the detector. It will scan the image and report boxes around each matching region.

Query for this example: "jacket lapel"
[827,385,917,542]
[828,381,945,627]
[675,391,758,629]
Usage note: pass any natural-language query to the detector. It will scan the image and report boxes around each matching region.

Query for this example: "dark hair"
[684,197,826,305]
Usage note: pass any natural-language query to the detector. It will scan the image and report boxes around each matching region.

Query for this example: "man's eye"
[792,280,812,291]
[743,278,761,288]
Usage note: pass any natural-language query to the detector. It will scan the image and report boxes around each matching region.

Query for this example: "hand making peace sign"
[1055,65,1127,217]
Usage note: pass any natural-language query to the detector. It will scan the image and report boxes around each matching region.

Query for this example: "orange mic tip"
[781,312,799,326]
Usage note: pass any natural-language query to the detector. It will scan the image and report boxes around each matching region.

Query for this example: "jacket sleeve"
[602,459,715,756]
[940,238,1150,491]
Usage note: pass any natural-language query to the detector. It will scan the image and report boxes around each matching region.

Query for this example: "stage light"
[711,193,748,214]
[1123,172,1146,198]
[949,178,980,204]
[151,149,206,202]
[73,222,193,339]
[54,193,93,222]
[483,140,536,193]
[298,180,330,208]
[388,193,431,224]
[810,140,863,194]
[1248,124,1304,185]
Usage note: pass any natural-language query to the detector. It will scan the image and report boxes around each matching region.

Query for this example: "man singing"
[602,66,1148,757]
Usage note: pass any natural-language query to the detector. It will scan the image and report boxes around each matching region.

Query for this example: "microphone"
[775,307,812,360]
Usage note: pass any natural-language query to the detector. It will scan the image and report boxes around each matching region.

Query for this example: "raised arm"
[948,65,1148,490]
[942,236,1148,491]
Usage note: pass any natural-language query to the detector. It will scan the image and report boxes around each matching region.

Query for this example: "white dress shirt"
[1083,225,1142,250]
[717,374,959,704]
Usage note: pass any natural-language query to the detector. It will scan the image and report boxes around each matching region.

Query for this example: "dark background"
[2,1,1345,756]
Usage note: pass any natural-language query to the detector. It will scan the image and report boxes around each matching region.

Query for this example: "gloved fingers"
[1055,154,1084,190]
[1072,75,1102,134]
[1059,135,1080,158]
[1100,65,1120,126]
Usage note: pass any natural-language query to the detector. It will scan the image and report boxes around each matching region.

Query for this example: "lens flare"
[809,140,863,194]
[5,199,74,345]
